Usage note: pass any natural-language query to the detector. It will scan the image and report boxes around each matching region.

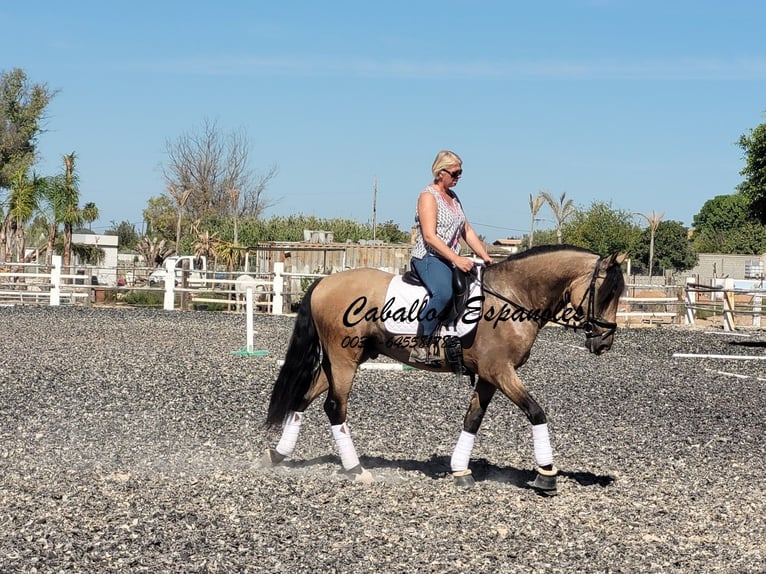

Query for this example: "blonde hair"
[431,150,462,178]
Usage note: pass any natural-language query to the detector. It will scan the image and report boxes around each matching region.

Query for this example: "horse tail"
[266,278,322,427]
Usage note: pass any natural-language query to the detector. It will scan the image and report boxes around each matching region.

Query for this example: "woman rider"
[409,150,492,365]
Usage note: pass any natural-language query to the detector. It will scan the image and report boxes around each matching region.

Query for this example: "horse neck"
[489,252,596,309]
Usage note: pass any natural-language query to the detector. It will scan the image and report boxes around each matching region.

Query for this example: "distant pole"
[372,176,378,241]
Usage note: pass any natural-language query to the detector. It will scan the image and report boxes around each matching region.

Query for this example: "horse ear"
[603,252,627,268]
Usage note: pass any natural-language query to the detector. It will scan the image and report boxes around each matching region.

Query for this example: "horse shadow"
[728,340,766,348]
[283,454,615,490]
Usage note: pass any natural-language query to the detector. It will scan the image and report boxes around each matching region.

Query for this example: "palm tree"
[634,211,664,278]
[82,201,99,230]
[168,183,192,252]
[213,239,245,272]
[528,192,545,248]
[227,187,241,245]
[35,174,66,266]
[136,236,173,268]
[4,168,41,263]
[192,222,218,268]
[61,153,83,271]
[540,191,576,244]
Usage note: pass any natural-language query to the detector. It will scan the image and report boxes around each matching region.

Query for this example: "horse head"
[569,252,626,355]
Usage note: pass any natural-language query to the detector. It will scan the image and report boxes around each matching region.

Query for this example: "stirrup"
[409,345,429,364]
[426,340,443,367]
[409,340,442,367]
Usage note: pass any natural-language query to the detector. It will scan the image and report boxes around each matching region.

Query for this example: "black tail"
[266,278,322,426]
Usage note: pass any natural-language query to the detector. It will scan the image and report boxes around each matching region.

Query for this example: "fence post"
[50,255,62,306]
[272,262,284,316]
[684,277,696,325]
[163,260,175,311]
[753,291,762,328]
[722,277,735,332]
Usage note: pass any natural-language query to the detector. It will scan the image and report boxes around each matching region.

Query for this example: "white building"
[72,231,119,286]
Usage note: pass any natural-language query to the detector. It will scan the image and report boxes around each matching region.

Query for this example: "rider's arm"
[463,221,493,265]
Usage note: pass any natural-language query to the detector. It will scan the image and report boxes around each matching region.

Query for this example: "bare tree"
[163,119,277,234]
[540,191,576,244]
[528,192,545,248]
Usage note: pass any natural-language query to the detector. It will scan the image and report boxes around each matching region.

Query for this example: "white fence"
[619,278,765,331]
[0,255,92,306]
[2,260,765,331]
[0,256,325,315]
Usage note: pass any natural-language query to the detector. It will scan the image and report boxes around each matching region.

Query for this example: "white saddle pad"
[381,272,482,337]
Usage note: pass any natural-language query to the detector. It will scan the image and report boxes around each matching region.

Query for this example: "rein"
[481,257,618,339]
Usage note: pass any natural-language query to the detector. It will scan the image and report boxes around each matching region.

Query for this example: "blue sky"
[3,1,766,242]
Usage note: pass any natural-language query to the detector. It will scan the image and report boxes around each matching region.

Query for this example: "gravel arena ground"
[0,305,764,573]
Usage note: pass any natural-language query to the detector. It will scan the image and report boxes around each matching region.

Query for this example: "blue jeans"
[411,254,453,337]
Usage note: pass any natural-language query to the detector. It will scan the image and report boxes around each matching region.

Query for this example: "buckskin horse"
[262,245,626,495]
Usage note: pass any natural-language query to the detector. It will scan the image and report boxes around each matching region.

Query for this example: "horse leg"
[322,356,373,484]
[262,366,330,466]
[493,367,558,496]
[450,378,496,488]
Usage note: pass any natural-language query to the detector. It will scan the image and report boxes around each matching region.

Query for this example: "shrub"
[122,290,165,308]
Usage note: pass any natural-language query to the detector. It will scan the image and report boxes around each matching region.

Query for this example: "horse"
[262,245,626,495]
[234,274,271,312]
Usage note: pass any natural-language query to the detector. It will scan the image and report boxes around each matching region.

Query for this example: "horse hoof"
[453,470,475,488]
[261,448,286,467]
[346,465,374,484]
[527,467,558,496]
[354,469,375,484]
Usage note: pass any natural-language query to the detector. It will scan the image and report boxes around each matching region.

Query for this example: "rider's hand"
[453,256,475,272]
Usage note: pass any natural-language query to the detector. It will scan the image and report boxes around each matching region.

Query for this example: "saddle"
[402,264,477,324]
[402,264,479,379]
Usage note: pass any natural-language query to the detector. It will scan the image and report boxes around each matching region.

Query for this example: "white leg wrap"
[275,411,304,457]
[450,430,476,472]
[532,423,554,467]
[331,423,360,470]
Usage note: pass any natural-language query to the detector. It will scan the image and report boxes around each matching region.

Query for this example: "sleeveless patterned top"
[411,185,466,260]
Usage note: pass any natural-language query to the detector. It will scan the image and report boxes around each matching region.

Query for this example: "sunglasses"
[442,168,463,178]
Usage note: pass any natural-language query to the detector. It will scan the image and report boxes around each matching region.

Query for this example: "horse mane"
[489,244,624,301]
[501,244,596,262]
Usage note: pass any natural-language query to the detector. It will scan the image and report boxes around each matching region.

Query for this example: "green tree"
[564,201,637,256]
[0,68,57,189]
[372,219,410,243]
[520,228,558,249]
[691,193,757,253]
[632,220,697,274]
[737,121,766,223]
[717,222,766,255]
[142,195,177,242]
[105,220,140,251]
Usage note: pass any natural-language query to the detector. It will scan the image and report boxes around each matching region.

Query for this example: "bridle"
[574,258,618,340]
[481,257,618,340]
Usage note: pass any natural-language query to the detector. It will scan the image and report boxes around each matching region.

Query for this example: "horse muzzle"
[582,321,617,355]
